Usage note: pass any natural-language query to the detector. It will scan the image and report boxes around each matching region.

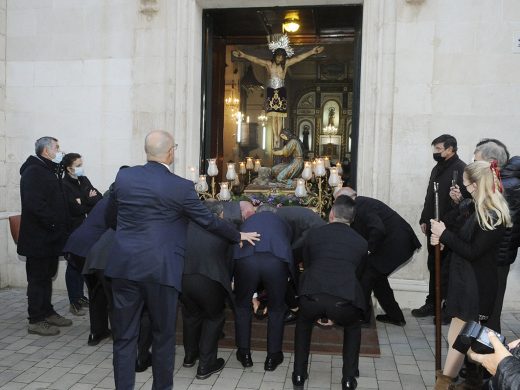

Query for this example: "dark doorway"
[201,5,362,187]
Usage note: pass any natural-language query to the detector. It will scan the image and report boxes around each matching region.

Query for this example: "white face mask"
[74,166,85,177]
[52,151,64,164]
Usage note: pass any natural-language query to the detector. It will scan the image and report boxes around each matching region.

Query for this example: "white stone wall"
[0,0,7,288]
[1,0,519,310]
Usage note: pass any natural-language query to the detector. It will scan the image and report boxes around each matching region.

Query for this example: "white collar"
[159,162,172,173]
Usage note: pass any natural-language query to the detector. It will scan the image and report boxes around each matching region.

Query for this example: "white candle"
[254,159,261,172]
[315,158,326,177]
[324,156,331,169]
[207,159,218,177]
[188,166,197,183]
[294,178,308,198]
[246,157,254,170]
[195,175,208,193]
[226,163,236,181]
[219,182,231,201]
[239,162,246,174]
[301,161,312,181]
[336,162,343,175]
[328,167,340,187]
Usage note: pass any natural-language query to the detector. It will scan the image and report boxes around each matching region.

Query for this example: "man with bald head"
[105,130,259,389]
[334,187,421,326]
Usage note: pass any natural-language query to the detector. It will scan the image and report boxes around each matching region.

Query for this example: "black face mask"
[433,153,445,162]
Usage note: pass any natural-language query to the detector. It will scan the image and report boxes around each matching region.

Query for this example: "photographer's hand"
[508,339,520,350]
[468,332,512,376]
[449,185,462,204]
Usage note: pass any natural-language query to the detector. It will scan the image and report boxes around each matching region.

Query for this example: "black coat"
[497,156,520,266]
[440,213,504,320]
[17,155,69,257]
[184,221,234,297]
[490,347,520,390]
[352,196,421,275]
[276,206,326,250]
[62,174,102,232]
[300,223,367,311]
[420,154,467,229]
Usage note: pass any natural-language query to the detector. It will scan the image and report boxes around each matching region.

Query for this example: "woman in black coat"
[431,161,512,390]
[61,153,102,316]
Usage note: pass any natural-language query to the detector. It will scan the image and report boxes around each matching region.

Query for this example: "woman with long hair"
[431,160,512,389]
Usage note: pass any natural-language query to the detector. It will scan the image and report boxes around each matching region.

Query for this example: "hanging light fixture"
[282,12,300,33]
[225,80,240,113]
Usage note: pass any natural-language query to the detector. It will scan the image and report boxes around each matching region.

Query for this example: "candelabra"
[245,157,254,184]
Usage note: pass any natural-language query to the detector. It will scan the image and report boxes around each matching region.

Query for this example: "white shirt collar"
[159,162,172,173]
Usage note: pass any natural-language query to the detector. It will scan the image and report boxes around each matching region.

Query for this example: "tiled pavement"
[0,288,519,390]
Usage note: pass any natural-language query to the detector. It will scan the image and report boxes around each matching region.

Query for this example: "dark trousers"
[26,256,59,323]
[486,265,510,333]
[84,268,111,336]
[294,294,362,378]
[361,264,404,322]
[426,246,451,305]
[65,261,86,304]
[180,274,227,368]
[234,253,289,354]
[111,278,179,390]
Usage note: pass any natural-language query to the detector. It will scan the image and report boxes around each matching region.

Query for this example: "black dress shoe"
[284,310,298,324]
[135,353,152,372]
[196,357,225,380]
[87,329,111,346]
[375,314,406,327]
[342,376,357,389]
[183,354,198,368]
[291,372,308,389]
[264,352,283,371]
[236,350,253,368]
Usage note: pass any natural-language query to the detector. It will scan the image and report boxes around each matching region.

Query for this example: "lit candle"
[312,160,317,174]
[239,162,246,174]
[315,158,326,177]
[188,166,197,183]
[195,175,208,193]
[219,182,231,201]
[336,161,343,176]
[246,157,254,170]
[301,161,312,181]
[294,178,308,198]
[328,167,340,187]
[324,156,331,169]
[254,159,261,172]
[226,163,236,181]
[207,159,218,177]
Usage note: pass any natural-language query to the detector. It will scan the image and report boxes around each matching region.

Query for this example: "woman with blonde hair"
[431,160,512,390]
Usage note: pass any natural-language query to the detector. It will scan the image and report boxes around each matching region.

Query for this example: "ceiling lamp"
[283,13,300,33]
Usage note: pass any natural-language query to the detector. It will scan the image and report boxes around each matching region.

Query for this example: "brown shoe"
[435,370,454,390]
[45,313,72,327]
[28,320,60,336]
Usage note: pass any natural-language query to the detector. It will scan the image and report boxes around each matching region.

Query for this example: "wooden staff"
[433,181,442,371]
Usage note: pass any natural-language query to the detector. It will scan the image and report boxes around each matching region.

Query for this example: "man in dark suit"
[335,188,422,327]
[104,130,259,390]
[233,205,293,372]
[18,136,72,336]
[181,201,234,380]
[292,195,367,390]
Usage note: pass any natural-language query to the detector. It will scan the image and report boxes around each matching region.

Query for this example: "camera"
[453,321,506,355]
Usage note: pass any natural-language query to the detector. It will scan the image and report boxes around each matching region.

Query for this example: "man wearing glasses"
[412,134,468,322]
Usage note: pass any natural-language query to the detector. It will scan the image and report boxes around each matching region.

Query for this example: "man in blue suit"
[104,130,259,390]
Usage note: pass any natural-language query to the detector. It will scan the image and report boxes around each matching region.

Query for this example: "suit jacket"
[184,221,233,296]
[276,206,326,250]
[104,162,240,290]
[17,155,69,257]
[63,196,110,258]
[352,196,421,274]
[233,211,293,267]
[300,222,367,311]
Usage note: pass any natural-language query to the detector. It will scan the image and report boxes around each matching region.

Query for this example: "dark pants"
[294,294,362,378]
[234,253,289,354]
[426,246,451,305]
[180,274,227,368]
[361,264,404,322]
[486,265,510,333]
[111,278,179,390]
[65,260,86,304]
[26,256,59,323]
[84,268,111,336]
